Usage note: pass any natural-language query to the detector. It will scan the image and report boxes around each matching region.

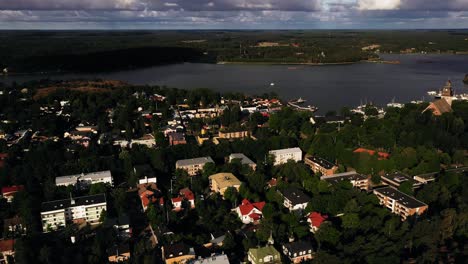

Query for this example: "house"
[107,242,131,263]
[134,165,157,185]
[279,187,310,212]
[304,155,338,176]
[171,188,195,211]
[235,199,265,224]
[0,239,15,264]
[40,194,107,232]
[381,172,422,190]
[373,187,428,221]
[1,186,24,203]
[209,173,242,197]
[269,148,302,166]
[228,153,257,171]
[321,171,369,191]
[168,132,187,146]
[55,171,113,188]
[138,183,162,212]
[353,148,390,160]
[307,212,327,233]
[190,254,230,264]
[247,245,282,264]
[176,157,214,176]
[3,216,26,237]
[131,134,155,148]
[218,130,249,139]
[162,242,196,264]
[282,240,314,263]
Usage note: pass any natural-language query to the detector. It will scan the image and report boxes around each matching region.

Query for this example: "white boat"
[427,91,437,96]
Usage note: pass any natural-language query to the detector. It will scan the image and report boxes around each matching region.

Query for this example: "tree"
[223,187,238,207]
[341,213,359,229]
[315,224,341,249]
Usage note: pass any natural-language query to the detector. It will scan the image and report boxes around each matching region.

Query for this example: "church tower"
[441,80,454,106]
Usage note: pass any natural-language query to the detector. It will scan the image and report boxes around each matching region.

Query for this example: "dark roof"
[283,240,314,255]
[306,155,336,169]
[164,242,192,259]
[381,172,412,185]
[374,187,427,209]
[280,187,310,205]
[168,132,186,141]
[41,194,106,212]
[321,171,367,183]
[134,164,156,178]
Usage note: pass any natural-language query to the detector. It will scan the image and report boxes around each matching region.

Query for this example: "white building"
[176,157,214,176]
[55,171,113,188]
[41,194,107,232]
[269,147,302,166]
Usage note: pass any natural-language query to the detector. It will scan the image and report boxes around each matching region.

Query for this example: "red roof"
[0,239,14,252]
[268,178,277,187]
[1,185,24,196]
[354,148,390,160]
[171,197,183,203]
[249,213,262,221]
[179,188,194,200]
[140,190,156,208]
[238,199,265,216]
[308,212,328,228]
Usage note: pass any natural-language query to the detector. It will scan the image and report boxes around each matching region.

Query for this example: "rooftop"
[305,155,336,169]
[176,157,214,167]
[248,245,280,261]
[280,187,310,205]
[321,171,367,182]
[163,242,194,259]
[55,170,112,185]
[374,187,427,209]
[229,153,255,165]
[283,240,314,255]
[41,194,106,212]
[190,254,230,264]
[209,173,242,189]
[269,147,302,155]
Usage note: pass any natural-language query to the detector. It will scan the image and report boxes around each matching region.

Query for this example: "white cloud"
[358,0,400,10]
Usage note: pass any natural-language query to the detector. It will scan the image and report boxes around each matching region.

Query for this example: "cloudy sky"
[0,0,468,29]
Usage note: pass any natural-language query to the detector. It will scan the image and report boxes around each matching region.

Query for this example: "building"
[279,187,310,212]
[424,81,454,116]
[168,132,187,146]
[228,153,257,171]
[3,216,26,237]
[138,183,163,212]
[381,172,422,190]
[373,187,428,220]
[105,215,131,239]
[176,157,214,176]
[107,243,131,263]
[209,173,242,197]
[162,242,196,264]
[269,147,302,166]
[235,199,265,224]
[282,240,314,263]
[190,254,230,264]
[1,186,24,203]
[247,245,282,264]
[55,171,113,188]
[218,130,249,139]
[134,165,157,185]
[321,171,370,191]
[304,155,338,176]
[353,148,390,160]
[171,188,195,211]
[307,212,328,233]
[0,239,14,264]
[131,134,155,148]
[40,194,107,232]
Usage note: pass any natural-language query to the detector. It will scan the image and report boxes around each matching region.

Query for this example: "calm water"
[2,54,468,111]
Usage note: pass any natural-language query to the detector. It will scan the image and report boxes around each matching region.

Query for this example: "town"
[0,79,466,264]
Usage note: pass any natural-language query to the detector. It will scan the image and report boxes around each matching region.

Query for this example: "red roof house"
[1,185,24,202]
[171,188,195,211]
[235,199,266,224]
[307,212,328,233]
[354,148,390,160]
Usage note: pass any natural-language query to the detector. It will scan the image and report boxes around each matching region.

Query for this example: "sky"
[0,0,468,30]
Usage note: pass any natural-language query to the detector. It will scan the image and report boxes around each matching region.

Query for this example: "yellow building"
[209,173,242,196]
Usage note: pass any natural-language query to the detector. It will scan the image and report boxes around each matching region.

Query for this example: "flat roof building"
[269,148,302,166]
[228,153,257,171]
[176,157,214,176]
[373,187,428,220]
[55,171,113,188]
[321,171,369,190]
[209,173,242,197]
[304,155,338,176]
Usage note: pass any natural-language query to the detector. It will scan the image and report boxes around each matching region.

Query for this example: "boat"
[288,98,318,112]
[427,91,437,96]
[270,82,275,86]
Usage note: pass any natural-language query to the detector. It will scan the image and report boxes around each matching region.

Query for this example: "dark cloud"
[0,0,321,11]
